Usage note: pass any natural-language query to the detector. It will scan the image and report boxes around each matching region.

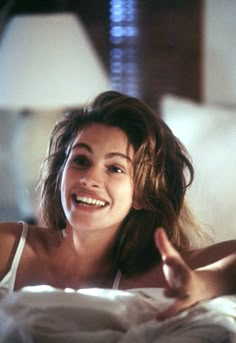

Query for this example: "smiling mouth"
[74,195,106,207]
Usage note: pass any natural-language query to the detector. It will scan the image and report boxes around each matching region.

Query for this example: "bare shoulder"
[0,222,25,279]
[0,222,54,273]
[0,221,61,287]
[0,221,53,246]
[184,239,236,269]
[0,221,23,248]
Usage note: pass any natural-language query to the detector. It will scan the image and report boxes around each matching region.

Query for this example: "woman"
[0,91,235,319]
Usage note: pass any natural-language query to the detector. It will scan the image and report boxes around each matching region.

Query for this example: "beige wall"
[203,0,236,106]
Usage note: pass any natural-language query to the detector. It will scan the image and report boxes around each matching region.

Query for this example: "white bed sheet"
[0,286,235,342]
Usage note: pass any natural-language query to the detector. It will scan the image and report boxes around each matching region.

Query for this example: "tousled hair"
[39,91,207,276]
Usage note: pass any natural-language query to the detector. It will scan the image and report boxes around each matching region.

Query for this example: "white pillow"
[161,95,236,242]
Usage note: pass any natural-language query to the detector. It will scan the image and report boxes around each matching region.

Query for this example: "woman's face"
[60,123,135,236]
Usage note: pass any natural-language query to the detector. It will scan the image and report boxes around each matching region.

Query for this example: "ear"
[132,200,142,210]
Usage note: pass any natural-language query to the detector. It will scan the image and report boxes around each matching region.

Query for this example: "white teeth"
[75,196,105,207]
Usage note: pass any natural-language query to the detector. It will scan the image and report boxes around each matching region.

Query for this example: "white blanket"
[0,286,235,342]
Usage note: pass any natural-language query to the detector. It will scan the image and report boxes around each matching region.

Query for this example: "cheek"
[60,166,70,201]
[60,161,71,186]
[114,179,134,205]
[60,180,66,207]
[59,171,66,195]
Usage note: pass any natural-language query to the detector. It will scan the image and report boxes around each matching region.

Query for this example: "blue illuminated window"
[109,0,140,97]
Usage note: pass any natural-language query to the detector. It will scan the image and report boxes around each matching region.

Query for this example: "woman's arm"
[155,228,236,320]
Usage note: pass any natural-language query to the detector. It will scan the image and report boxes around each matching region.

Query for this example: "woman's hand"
[154,228,233,320]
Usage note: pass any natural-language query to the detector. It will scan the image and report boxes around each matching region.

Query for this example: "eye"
[107,165,124,174]
[72,155,90,168]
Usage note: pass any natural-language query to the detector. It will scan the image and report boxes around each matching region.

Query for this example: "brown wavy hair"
[39,91,206,276]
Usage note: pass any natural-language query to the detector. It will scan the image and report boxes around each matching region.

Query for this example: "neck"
[48,225,116,288]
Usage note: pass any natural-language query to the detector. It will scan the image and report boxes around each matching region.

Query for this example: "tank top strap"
[3,221,28,292]
[10,221,28,277]
[112,270,122,290]
[0,221,29,293]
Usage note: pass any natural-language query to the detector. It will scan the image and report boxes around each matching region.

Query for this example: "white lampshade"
[0,13,110,221]
[0,13,110,110]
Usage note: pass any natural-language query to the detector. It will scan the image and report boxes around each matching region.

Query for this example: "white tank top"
[0,222,122,293]
[112,270,122,290]
[0,221,28,294]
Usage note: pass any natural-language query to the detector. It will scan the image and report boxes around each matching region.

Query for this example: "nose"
[79,166,102,188]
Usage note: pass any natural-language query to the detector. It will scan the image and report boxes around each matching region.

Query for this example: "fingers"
[156,298,198,321]
[154,227,192,297]
[154,228,200,321]
[154,227,189,274]
[154,228,176,259]
[154,228,182,264]
[162,256,192,300]
[156,303,183,321]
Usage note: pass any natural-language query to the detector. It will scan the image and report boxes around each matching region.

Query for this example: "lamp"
[0,13,110,221]
[0,13,110,109]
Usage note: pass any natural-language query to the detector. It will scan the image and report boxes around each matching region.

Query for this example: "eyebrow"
[72,142,133,163]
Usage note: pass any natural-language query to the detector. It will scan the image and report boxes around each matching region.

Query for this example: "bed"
[0,286,235,342]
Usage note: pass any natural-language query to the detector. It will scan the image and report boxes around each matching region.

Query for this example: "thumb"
[162,256,191,295]
[155,228,191,294]
[154,227,178,259]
